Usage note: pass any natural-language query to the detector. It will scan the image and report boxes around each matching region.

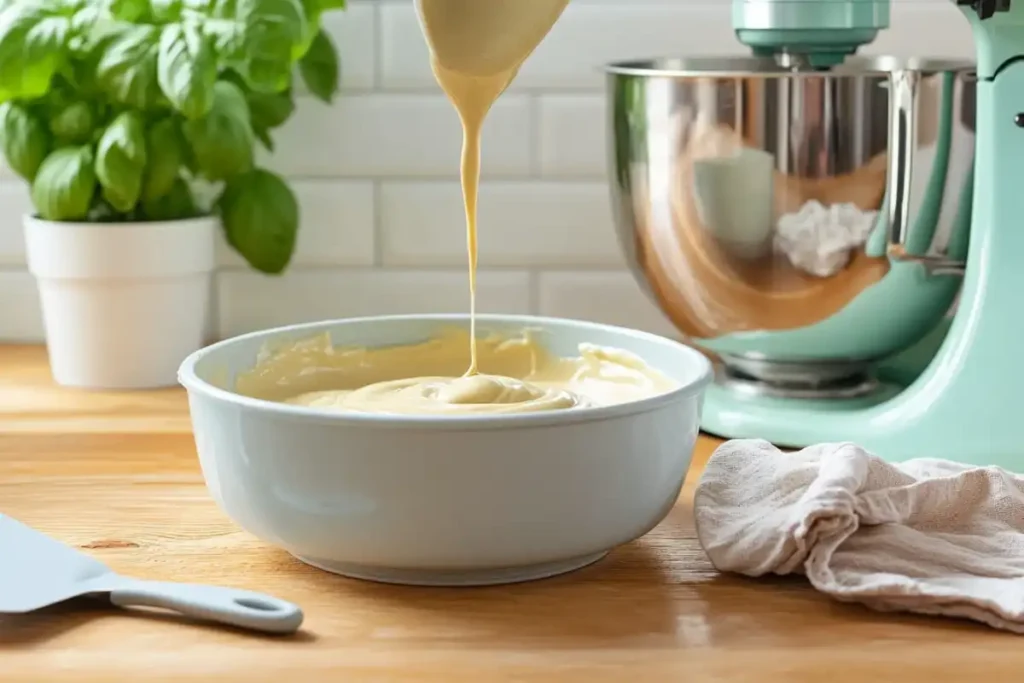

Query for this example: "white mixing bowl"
[178,314,712,586]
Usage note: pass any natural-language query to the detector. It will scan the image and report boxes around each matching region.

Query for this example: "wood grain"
[0,345,1018,681]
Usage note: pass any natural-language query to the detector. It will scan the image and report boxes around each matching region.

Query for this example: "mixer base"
[717,364,881,401]
[703,317,957,447]
[700,381,904,448]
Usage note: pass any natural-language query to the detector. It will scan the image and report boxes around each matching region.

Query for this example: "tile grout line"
[209,268,222,343]
[282,174,608,183]
[529,94,543,178]
[326,87,606,97]
[371,0,383,90]
[527,268,542,315]
[216,265,628,275]
[372,181,384,266]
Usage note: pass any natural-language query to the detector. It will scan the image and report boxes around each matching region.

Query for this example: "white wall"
[0,0,974,342]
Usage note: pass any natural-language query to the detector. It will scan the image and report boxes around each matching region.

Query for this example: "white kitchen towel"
[693,439,1024,633]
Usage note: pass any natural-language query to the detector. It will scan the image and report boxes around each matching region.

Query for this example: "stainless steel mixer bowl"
[606,56,975,396]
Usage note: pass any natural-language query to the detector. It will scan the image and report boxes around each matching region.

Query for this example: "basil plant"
[0,0,343,274]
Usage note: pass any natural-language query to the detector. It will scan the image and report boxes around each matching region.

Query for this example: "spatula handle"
[107,580,303,634]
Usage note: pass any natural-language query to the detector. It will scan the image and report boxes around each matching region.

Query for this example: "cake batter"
[235,328,676,415]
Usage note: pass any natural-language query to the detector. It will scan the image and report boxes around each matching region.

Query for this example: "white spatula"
[0,514,303,634]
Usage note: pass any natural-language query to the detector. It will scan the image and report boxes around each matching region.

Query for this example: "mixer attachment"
[732,0,890,69]
[717,355,880,400]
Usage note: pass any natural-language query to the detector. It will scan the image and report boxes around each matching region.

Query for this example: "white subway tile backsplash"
[0,270,43,341]
[537,271,678,338]
[380,181,622,267]
[0,184,34,266]
[217,268,531,338]
[380,3,736,91]
[216,180,375,267]
[263,94,532,178]
[321,1,377,91]
[865,3,975,59]
[538,95,607,178]
[0,1,980,343]
[378,1,432,91]
[519,5,734,90]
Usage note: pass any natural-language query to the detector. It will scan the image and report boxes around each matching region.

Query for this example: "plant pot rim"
[24,213,218,228]
[24,212,217,279]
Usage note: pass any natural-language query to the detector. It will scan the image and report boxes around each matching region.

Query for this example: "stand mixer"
[608,0,1024,468]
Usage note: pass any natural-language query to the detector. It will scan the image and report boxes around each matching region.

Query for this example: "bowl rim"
[177,313,714,431]
[603,55,976,78]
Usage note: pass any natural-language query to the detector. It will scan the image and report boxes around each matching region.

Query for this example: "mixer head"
[732,0,890,68]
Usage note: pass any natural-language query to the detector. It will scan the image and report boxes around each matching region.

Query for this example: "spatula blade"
[0,514,114,613]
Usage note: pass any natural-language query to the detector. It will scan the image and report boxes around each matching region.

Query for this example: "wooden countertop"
[0,345,1019,681]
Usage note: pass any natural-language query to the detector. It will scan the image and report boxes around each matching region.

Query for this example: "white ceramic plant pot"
[24,215,217,390]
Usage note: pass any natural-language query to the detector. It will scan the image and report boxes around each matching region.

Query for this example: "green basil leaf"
[203,19,244,60]
[0,3,71,102]
[0,102,50,181]
[211,0,236,16]
[254,127,274,151]
[250,91,290,151]
[96,25,161,109]
[237,0,307,43]
[31,146,97,222]
[248,87,294,132]
[150,0,184,22]
[182,80,253,180]
[142,175,198,221]
[69,5,103,37]
[298,0,345,44]
[95,111,147,212]
[107,0,149,22]
[158,22,216,119]
[143,116,185,201]
[48,101,95,144]
[299,1,320,20]
[220,168,298,274]
[235,0,307,93]
[218,71,290,152]
[295,0,319,56]
[220,69,294,131]
[299,0,345,44]
[298,29,338,103]
[67,7,121,66]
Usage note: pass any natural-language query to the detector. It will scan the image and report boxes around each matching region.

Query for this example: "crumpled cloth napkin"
[693,439,1024,633]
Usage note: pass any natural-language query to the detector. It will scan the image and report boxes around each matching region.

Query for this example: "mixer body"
[604,0,1024,468]
[608,57,975,399]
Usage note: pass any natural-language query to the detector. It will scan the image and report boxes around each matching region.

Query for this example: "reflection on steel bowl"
[606,56,975,394]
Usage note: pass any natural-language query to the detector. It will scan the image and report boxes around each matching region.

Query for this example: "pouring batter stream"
[235,0,678,415]
[417,0,570,374]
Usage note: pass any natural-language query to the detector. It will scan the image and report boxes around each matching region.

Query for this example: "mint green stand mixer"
[683,0,1019,467]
